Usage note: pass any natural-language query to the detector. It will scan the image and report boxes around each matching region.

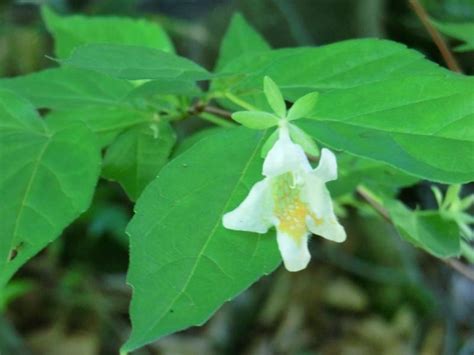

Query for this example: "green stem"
[199,112,236,128]
[225,92,259,111]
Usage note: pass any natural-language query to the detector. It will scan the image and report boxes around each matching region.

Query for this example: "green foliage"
[215,13,271,70]
[231,110,279,129]
[1,8,473,353]
[127,79,201,103]
[386,201,461,258]
[41,6,174,58]
[330,156,418,198]
[287,92,319,121]
[46,107,153,147]
[0,90,100,289]
[212,40,474,183]
[431,19,474,51]
[213,39,443,101]
[263,76,286,118]
[431,185,474,240]
[0,67,134,110]
[102,122,176,201]
[124,128,280,351]
[61,43,210,81]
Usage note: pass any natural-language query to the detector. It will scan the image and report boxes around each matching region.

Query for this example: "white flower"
[223,125,346,272]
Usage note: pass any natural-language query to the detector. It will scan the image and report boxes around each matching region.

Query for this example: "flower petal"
[263,127,311,177]
[276,230,311,272]
[303,174,346,242]
[223,179,273,234]
[313,148,337,182]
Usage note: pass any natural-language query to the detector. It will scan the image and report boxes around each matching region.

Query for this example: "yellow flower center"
[271,172,322,243]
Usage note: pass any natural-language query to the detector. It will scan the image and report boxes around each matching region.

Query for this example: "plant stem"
[203,105,232,119]
[408,0,462,73]
[356,185,390,222]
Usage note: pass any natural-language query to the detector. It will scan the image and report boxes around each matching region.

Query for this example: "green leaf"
[386,201,461,258]
[287,92,319,121]
[431,19,474,51]
[297,73,474,184]
[41,6,174,58]
[62,44,210,81]
[215,13,270,71]
[0,67,133,110]
[173,127,224,158]
[46,107,153,147]
[263,76,286,117]
[329,155,419,198]
[127,79,201,101]
[288,124,319,156]
[126,79,201,112]
[102,122,177,201]
[123,128,280,351]
[232,111,279,129]
[0,90,101,289]
[213,39,474,183]
[213,39,443,102]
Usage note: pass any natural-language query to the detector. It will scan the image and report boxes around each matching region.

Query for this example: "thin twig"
[356,186,474,282]
[203,105,232,119]
[188,101,232,119]
[443,259,474,281]
[356,186,391,222]
[409,0,462,73]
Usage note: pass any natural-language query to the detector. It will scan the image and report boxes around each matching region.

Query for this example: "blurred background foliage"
[0,0,473,354]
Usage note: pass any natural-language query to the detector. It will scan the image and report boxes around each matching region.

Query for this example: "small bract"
[223,125,346,272]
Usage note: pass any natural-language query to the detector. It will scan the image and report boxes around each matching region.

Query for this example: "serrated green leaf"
[386,201,461,258]
[232,111,279,129]
[102,122,176,201]
[287,92,319,121]
[123,128,280,351]
[62,44,210,81]
[213,39,474,183]
[41,6,174,58]
[263,76,286,117]
[215,13,270,71]
[0,67,133,110]
[297,74,474,183]
[288,124,319,156]
[213,39,443,103]
[431,19,474,52]
[46,107,153,147]
[0,90,101,289]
